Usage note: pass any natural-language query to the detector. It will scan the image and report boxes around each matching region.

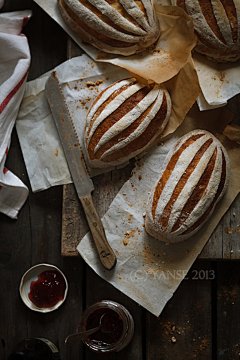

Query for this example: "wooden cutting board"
[61,40,240,260]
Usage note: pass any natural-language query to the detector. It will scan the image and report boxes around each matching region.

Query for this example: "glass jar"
[79,300,134,353]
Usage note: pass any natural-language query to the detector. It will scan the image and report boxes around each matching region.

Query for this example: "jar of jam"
[79,300,134,353]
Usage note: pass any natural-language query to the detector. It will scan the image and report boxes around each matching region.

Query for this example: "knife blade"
[45,71,116,270]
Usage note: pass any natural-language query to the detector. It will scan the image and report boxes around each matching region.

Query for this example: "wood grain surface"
[1,2,240,360]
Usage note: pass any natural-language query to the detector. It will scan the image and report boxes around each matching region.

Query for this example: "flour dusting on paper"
[77,105,240,316]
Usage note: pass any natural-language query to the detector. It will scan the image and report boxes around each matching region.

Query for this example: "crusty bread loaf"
[145,130,230,243]
[84,77,171,168]
[172,0,240,62]
[58,0,160,56]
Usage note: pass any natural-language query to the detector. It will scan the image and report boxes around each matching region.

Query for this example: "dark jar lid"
[79,300,134,353]
[8,352,27,360]
[7,338,60,360]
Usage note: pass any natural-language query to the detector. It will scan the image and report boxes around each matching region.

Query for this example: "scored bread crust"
[145,130,230,243]
[58,0,160,56]
[172,0,240,62]
[84,77,171,168]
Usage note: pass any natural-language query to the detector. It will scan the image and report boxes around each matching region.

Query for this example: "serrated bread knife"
[45,71,116,270]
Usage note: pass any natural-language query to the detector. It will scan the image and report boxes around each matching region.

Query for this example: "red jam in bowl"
[28,270,66,308]
[86,308,123,346]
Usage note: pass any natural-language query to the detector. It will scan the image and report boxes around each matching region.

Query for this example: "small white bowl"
[19,263,68,313]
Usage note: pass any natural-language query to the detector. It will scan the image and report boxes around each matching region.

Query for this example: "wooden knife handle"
[80,194,117,270]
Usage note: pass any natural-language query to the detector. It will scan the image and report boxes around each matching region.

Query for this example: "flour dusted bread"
[84,77,171,168]
[58,0,160,56]
[145,130,230,243]
[172,0,240,62]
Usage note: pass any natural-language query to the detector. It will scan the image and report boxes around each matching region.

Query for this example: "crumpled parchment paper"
[33,0,240,111]
[33,0,196,85]
[16,56,129,191]
[194,53,240,111]
[77,104,240,316]
[16,53,200,192]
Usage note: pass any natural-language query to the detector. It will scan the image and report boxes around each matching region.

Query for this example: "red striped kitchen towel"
[0,9,31,219]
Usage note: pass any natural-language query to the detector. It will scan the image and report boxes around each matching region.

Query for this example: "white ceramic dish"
[19,263,68,313]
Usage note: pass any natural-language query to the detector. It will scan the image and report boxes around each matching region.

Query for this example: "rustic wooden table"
[1,1,240,359]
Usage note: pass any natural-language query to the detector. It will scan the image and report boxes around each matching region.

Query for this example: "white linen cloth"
[0,9,31,218]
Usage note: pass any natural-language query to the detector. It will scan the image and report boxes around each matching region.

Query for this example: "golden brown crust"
[59,0,135,48]
[174,0,240,62]
[158,138,214,231]
[181,150,227,235]
[145,130,230,243]
[101,93,168,163]
[58,0,160,56]
[84,78,171,168]
[151,134,204,219]
[87,84,154,161]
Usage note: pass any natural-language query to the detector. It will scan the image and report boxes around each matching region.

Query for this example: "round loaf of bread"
[145,130,230,243]
[58,0,160,56]
[172,0,240,62]
[84,77,171,168]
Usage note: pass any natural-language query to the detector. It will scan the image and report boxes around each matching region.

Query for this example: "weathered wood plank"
[200,93,240,260]
[62,183,87,256]
[0,129,31,360]
[1,2,84,359]
[216,262,240,359]
[222,195,240,260]
[146,260,212,360]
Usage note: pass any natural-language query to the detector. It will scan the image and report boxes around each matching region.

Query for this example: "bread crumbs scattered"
[86,81,96,87]
[226,225,240,234]
[124,228,137,240]
[96,79,104,85]
[86,79,103,87]
[147,269,155,274]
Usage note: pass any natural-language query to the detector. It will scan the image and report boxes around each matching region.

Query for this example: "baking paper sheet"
[16,55,130,191]
[194,53,240,111]
[77,105,240,316]
[33,0,240,110]
[16,54,200,192]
